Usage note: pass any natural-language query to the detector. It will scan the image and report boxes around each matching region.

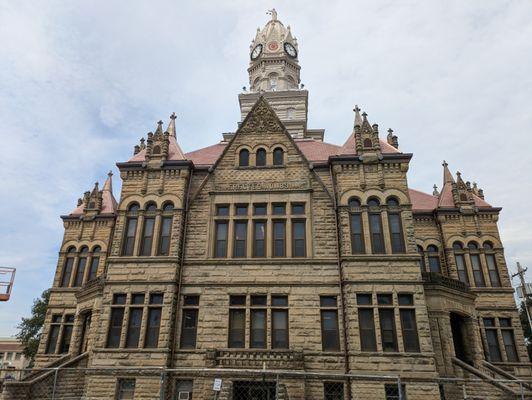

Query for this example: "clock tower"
[239,9,322,140]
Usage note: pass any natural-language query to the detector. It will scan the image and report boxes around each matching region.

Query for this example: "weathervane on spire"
[267,8,278,21]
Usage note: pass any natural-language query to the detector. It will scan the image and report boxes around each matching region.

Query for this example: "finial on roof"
[154,120,164,135]
[267,8,278,21]
[442,160,448,168]
[433,184,440,196]
[353,105,362,127]
[362,111,368,120]
[387,128,399,149]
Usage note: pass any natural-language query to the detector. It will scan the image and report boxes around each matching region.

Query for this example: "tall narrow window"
[253,221,266,257]
[116,379,135,400]
[427,245,441,273]
[229,295,246,348]
[417,245,426,272]
[273,147,284,166]
[233,221,248,258]
[61,247,76,287]
[349,198,365,254]
[140,203,156,256]
[357,294,376,351]
[256,148,266,166]
[73,247,89,287]
[272,296,289,349]
[59,315,74,353]
[469,242,485,287]
[500,318,518,362]
[180,295,199,349]
[88,246,101,282]
[122,203,139,256]
[107,294,126,348]
[484,242,501,287]
[453,242,469,284]
[239,149,249,167]
[46,315,62,354]
[387,198,405,253]
[292,220,306,257]
[273,220,286,257]
[320,296,340,351]
[368,198,385,254]
[126,294,144,348]
[398,294,420,352]
[250,295,267,348]
[144,293,163,348]
[214,221,228,258]
[378,294,398,352]
[157,202,174,256]
[483,318,502,362]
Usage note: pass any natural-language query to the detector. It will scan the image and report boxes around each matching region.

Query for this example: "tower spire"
[166,112,177,137]
[103,171,113,192]
[353,105,362,128]
[442,160,454,184]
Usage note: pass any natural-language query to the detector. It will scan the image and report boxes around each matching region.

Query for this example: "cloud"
[0,0,531,335]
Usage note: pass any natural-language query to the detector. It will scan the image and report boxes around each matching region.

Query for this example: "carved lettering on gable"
[214,180,310,192]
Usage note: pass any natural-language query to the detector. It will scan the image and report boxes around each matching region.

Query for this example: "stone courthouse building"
[3,10,532,400]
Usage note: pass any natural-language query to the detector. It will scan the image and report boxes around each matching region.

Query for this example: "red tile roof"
[185,138,400,166]
[409,189,439,212]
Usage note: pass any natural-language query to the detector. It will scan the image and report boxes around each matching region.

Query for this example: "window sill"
[236,165,285,170]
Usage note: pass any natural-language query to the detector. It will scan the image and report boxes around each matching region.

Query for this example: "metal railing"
[1,366,532,400]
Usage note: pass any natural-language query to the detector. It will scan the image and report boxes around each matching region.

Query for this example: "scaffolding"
[0,266,15,301]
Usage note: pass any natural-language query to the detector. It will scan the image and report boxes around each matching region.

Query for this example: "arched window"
[453,241,469,285]
[367,198,384,254]
[152,145,161,155]
[140,202,157,256]
[256,148,266,166]
[269,74,278,91]
[348,197,365,254]
[460,193,468,202]
[239,149,249,167]
[417,245,426,272]
[122,203,140,256]
[484,241,501,287]
[468,241,485,287]
[158,202,174,256]
[61,247,76,287]
[73,247,89,287]
[363,138,373,148]
[426,245,441,273]
[87,246,101,282]
[273,148,284,166]
[386,197,405,253]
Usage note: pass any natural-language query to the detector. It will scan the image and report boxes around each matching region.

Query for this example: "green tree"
[519,299,532,361]
[16,289,50,365]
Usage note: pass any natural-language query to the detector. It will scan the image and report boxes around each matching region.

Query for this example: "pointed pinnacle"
[442,160,448,168]
[103,171,113,192]
[353,105,363,127]
[388,128,393,134]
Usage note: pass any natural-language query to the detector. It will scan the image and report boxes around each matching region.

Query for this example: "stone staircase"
[451,357,532,400]
[0,352,88,400]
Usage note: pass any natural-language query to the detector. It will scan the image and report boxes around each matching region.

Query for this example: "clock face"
[284,42,297,58]
[251,44,263,60]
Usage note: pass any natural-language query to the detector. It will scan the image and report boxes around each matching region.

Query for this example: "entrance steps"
[0,352,88,400]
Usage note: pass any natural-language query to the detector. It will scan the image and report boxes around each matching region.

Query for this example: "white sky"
[1,1,531,336]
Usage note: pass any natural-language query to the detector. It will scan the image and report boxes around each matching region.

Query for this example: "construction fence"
[1,366,531,400]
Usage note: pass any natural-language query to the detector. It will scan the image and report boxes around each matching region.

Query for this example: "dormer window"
[363,138,373,148]
[152,145,161,155]
[239,149,249,167]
